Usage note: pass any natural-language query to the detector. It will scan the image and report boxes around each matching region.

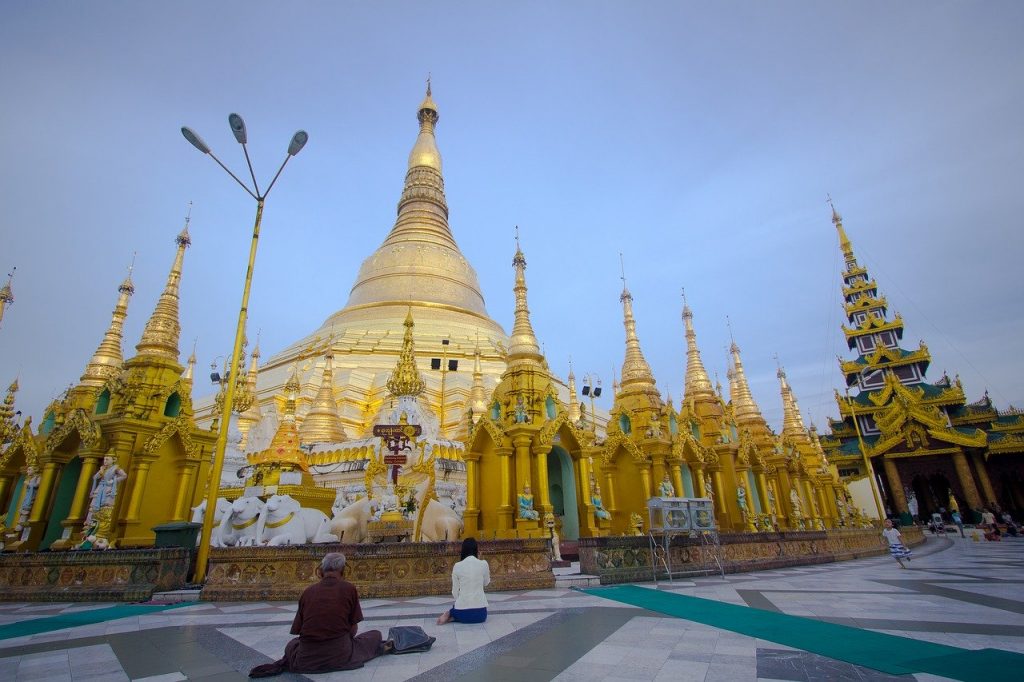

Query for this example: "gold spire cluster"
[0,378,18,440]
[299,351,347,443]
[506,238,544,365]
[386,310,426,397]
[249,363,308,472]
[681,296,715,402]
[135,223,190,362]
[79,268,135,388]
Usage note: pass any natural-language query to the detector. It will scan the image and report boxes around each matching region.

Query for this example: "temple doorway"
[546,446,579,540]
[910,472,952,521]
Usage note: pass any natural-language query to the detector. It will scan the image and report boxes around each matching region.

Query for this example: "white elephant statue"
[418,498,464,542]
[257,494,338,546]
[329,497,376,544]
[218,496,265,547]
[191,497,233,547]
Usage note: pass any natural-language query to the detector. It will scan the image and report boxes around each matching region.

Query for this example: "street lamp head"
[288,130,309,156]
[228,113,248,144]
[181,127,211,154]
[593,386,602,397]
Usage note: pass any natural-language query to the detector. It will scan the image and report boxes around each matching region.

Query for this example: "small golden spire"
[300,351,347,444]
[827,194,856,264]
[236,337,264,445]
[681,291,715,402]
[469,338,487,421]
[409,79,441,171]
[386,309,426,397]
[617,255,656,392]
[135,215,190,362]
[567,358,581,423]
[79,265,136,388]
[728,338,767,429]
[0,266,15,331]
[182,339,197,384]
[507,233,544,365]
[776,359,810,443]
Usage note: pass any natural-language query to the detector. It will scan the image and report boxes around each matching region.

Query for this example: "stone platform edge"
[0,547,191,602]
[200,538,554,601]
[578,527,926,584]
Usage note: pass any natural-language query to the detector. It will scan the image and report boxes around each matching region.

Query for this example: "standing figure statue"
[78,454,127,549]
[789,487,805,529]
[658,473,675,498]
[592,484,612,520]
[518,485,540,520]
[737,484,748,512]
[16,466,41,531]
[906,489,919,521]
[513,395,528,424]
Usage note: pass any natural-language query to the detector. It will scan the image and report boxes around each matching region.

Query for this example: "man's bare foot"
[436,611,452,625]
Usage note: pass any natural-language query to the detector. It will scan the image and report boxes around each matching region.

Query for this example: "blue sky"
[1,1,1022,430]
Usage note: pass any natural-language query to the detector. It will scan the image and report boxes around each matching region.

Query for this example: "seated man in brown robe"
[249,552,384,677]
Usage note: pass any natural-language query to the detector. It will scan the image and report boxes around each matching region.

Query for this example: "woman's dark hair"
[461,537,479,560]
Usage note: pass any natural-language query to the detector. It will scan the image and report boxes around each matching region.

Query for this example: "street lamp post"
[581,374,601,433]
[430,338,457,438]
[845,367,886,521]
[182,115,307,583]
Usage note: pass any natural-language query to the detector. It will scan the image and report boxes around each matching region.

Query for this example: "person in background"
[249,553,384,677]
[437,537,490,625]
[951,510,965,537]
[882,519,912,569]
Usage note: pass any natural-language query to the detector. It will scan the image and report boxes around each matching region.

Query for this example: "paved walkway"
[0,534,1021,681]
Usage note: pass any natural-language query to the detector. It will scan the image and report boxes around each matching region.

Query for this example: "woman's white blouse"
[452,555,491,609]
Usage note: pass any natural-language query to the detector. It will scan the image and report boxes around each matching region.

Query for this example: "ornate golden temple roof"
[386,310,426,397]
[78,270,134,388]
[135,223,189,363]
[299,351,347,443]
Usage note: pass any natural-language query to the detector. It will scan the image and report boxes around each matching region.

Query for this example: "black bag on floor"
[387,625,436,654]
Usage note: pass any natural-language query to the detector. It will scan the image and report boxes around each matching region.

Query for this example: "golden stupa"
[212,83,509,441]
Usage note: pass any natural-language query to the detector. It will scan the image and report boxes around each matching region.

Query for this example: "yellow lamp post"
[181,115,307,583]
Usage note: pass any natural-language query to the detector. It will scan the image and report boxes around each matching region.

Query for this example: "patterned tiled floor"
[0,534,1021,680]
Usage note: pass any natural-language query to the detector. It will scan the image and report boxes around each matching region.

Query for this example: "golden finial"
[386,308,426,397]
[0,267,15,331]
[681,293,714,401]
[728,335,768,429]
[617,253,656,392]
[827,194,855,261]
[135,212,191,362]
[78,269,137,388]
[776,355,810,442]
[507,234,543,364]
[426,72,432,97]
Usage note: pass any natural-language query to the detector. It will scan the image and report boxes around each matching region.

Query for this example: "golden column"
[755,470,771,515]
[171,461,200,521]
[882,457,907,515]
[28,461,60,525]
[952,450,983,511]
[532,444,552,512]
[670,463,685,499]
[124,456,155,521]
[52,454,103,547]
[603,464,618,512]
[972,452,997,506]
[692,464,707,497]
[638,462,652,501]
[775,465,794,527]
[496,445,513,530]
[463,451,480,535]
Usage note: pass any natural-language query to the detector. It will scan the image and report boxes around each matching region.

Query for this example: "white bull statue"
[218,496,265,547]
[257,494,338,546]
[191,497,233,547]
[417,498,464,542]
[329,497,376,544]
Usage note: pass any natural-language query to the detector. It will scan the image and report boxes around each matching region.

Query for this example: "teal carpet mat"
[0,602,194,640]
[582,584,1023,681]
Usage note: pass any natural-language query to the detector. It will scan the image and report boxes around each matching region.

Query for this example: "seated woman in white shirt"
[437,537,490,624]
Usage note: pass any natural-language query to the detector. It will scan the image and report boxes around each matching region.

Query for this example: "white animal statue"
[218,496,266,547]
[329,497,376,544]
[417,498,464,542]
[191,497,233,547]
[257,494,338,546]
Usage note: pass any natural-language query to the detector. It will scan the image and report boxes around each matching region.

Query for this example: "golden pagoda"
[219,84,510,443]
[3,220,215,550]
